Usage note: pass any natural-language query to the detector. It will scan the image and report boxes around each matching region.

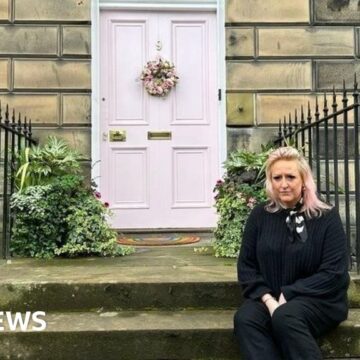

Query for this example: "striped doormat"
[117,233,201,246]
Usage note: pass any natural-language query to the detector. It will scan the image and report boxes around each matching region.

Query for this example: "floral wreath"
[140,56,179,97]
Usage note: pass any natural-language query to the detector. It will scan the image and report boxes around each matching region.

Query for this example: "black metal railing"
[0,102,37,260]
[273,75,360,272]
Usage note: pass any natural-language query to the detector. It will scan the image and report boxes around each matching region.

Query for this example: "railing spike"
[5,104,9,124]
[355,73,358,90]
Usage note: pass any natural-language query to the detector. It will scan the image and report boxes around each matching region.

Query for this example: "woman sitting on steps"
[234,146,350,359]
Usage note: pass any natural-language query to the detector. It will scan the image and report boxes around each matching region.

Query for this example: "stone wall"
[225,0,360,154]
[0,0,91,168]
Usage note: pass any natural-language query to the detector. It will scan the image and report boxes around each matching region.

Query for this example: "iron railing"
[272,75,360,272]
[0,102,37,260]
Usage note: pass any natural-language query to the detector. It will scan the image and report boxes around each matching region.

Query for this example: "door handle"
[109,130,126,142]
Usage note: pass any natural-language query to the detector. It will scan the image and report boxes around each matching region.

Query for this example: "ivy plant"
[212,145,272,258]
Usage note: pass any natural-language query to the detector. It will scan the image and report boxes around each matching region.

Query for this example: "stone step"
[0,275,359,312]
[0,309,359,360]
[0,248,359,312]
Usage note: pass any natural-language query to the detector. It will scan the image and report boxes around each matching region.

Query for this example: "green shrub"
[16,136,83,191]
[11,175,134,259]
[212,146,271,258]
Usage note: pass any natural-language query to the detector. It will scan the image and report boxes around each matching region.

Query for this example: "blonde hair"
[265,147,332,218]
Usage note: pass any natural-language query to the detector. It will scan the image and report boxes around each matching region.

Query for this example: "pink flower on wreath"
[140,56,179,97]
[104,202,110,208]
[94,191,101,199]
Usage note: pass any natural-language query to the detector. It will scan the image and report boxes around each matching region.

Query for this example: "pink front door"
[100,10,219,229]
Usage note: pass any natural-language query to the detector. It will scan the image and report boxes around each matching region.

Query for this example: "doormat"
[117,234,201,246]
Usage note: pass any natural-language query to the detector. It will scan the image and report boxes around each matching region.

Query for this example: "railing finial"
[5,104,9,125]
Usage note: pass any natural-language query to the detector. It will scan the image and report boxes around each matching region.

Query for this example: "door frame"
[91,0,226,191]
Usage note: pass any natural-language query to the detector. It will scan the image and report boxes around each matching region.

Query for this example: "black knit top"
[238,203,350,323]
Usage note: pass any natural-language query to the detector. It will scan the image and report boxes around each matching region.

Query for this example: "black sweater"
[238,203,350,322]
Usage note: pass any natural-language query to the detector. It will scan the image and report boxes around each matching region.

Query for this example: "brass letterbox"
[147,131,172,140]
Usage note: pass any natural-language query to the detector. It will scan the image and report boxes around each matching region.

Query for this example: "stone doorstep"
[0,279,359,312]
[0,309,359,360]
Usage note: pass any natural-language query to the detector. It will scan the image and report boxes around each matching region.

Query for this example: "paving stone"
[258,27,354,57]
[315,0,360,22]
[226,28,254,57]
[0,26,58,55]
[226,0,310,23]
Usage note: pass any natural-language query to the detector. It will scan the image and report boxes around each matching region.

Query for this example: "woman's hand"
[266,298,280,316]
[261,294,280,317]
[278,293,287,306]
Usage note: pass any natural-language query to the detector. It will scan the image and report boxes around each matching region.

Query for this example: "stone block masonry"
[225,0,360,153]
[0,0,91,176]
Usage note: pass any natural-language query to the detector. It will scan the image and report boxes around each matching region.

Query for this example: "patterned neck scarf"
[285,200,308,243]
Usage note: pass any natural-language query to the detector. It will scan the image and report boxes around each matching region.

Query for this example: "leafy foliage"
[16,136,83,191]
[11,136,134,258]
[11,175,134,258]
[213,146,272,258]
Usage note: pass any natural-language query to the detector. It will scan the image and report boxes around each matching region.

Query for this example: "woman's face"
[270,159,303,208]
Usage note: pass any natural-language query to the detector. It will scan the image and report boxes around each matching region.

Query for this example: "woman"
[233,147,349,359]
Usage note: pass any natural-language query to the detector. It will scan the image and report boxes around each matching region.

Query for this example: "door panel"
[100,10,218,229]
[172,147,210,207]
[172,21,207,122]
[110,147,149,208]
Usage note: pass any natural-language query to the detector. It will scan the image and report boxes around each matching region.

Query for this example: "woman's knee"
[272,303,305,335]
[233,301,267,335]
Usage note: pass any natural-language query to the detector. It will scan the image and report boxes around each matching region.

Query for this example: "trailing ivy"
[11,136,134,259]
[11,175,134,258]
[212,146,272,258]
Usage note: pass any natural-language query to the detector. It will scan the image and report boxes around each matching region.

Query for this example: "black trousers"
[233,298,338,360]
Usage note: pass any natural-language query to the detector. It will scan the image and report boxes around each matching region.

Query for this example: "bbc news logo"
[0,311,46,331]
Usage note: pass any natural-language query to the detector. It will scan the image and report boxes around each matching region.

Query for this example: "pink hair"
[265,147,332,218]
